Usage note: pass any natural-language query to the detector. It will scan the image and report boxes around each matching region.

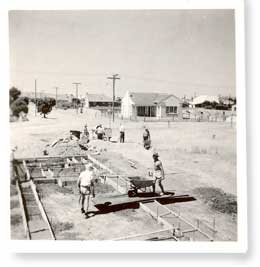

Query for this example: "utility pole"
[72,82,81,114]
[54,86,58,108]
[34,79,37,116]
[107,74,120,122]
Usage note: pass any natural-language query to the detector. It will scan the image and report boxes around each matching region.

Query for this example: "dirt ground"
[36,182,168,240]
[10,106,237,241]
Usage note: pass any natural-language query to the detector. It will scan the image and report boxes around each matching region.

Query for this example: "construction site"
[10,107,237,241]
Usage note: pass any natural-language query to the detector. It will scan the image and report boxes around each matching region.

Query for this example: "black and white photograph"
[7,1,247,253]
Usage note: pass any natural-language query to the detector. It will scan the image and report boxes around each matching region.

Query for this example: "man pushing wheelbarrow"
[127,152,166,197]
[151,152,165,196]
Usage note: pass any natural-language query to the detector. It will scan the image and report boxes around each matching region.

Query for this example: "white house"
[189,95,219,108]
[121,91,182,119]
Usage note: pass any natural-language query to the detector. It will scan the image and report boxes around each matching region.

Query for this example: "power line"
[107,74,120,122]
[11,69,235,90]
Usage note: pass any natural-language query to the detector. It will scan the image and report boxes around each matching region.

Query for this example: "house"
[85,93,113,108]
[189,95,219,108]
[84,93,121,114]
[121,91,182,119]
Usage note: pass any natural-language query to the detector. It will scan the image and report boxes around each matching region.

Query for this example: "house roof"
[190,95,219,105]
[86,93,112,102]
[129,92,181,106]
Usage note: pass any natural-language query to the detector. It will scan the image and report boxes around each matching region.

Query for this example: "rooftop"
[129,92,181,106]
[86,93,112,102]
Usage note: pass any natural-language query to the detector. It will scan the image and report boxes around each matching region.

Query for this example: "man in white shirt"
[96,124,104,140]
[77,163,96,217]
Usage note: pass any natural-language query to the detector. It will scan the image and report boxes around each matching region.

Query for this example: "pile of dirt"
[193,187,237,214]
[88,139,113,152]
[47,140,89,157]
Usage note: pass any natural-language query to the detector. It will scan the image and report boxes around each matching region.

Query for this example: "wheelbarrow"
[127,176,154,197]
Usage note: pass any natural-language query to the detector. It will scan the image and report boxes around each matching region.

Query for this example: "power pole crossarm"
[107,74,120,122]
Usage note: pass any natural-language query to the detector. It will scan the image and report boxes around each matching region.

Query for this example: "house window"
[166,106,178,114]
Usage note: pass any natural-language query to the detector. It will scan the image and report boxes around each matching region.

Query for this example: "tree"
[10,98,29,117]
[9,87,21,105]
[72,98,81,108]
[37,97,56,118]
[19,96,29,105]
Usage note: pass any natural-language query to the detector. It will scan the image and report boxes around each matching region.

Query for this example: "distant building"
[121,91,182,119]
[189,95,219,108]
[85,93,112,108]
[85,93,121,113]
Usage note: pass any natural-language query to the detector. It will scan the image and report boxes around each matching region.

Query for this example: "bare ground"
[10,107,237,240]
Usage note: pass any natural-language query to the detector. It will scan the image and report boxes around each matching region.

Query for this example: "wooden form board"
[16,180,31,239]
[29,180,56,240]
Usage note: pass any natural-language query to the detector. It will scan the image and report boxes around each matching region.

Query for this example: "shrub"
[10,98,29,117]
[9,87,21,105]
[37,97,56,118]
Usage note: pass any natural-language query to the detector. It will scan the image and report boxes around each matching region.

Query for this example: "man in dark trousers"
[77,164,96,218]
[152,152,165,195]
[96,124,104,140]
[119,123,125,143]
[143,126,151,149]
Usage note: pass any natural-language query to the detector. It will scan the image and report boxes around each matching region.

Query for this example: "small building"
[85,93,113,108]
[84,93,121,115]
[189,95,219,108]
[121,91,182,119]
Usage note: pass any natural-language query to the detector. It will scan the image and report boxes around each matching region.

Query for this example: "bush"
[10,98,29,117]
[37,97,56,118]
[9,87,21,105]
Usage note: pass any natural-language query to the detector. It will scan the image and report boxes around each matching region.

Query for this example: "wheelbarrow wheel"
[128,190,137,197]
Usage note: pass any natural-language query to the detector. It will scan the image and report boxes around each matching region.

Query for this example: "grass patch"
[11,214,22,226]
[52,221,74,233]
[10,199,20,209]
[10,184,17,197]
[193,187,237,214]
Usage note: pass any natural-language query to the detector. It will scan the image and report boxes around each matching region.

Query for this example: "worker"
[77,163,96,217]
[96,124,104,140]
[152,152,165,195]
[82,123,90,143]
[119,123,125,143]
[143,126,151,149]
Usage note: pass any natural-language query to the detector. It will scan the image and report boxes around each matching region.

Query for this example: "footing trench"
[12,155,217,241]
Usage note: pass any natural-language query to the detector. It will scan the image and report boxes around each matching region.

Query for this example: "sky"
[9,10,236,99]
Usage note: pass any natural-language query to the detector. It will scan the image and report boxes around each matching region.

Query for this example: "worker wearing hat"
[77,163,96,217]
[152,152,165,195]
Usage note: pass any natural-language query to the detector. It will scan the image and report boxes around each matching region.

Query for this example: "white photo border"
[2,0,247,253]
